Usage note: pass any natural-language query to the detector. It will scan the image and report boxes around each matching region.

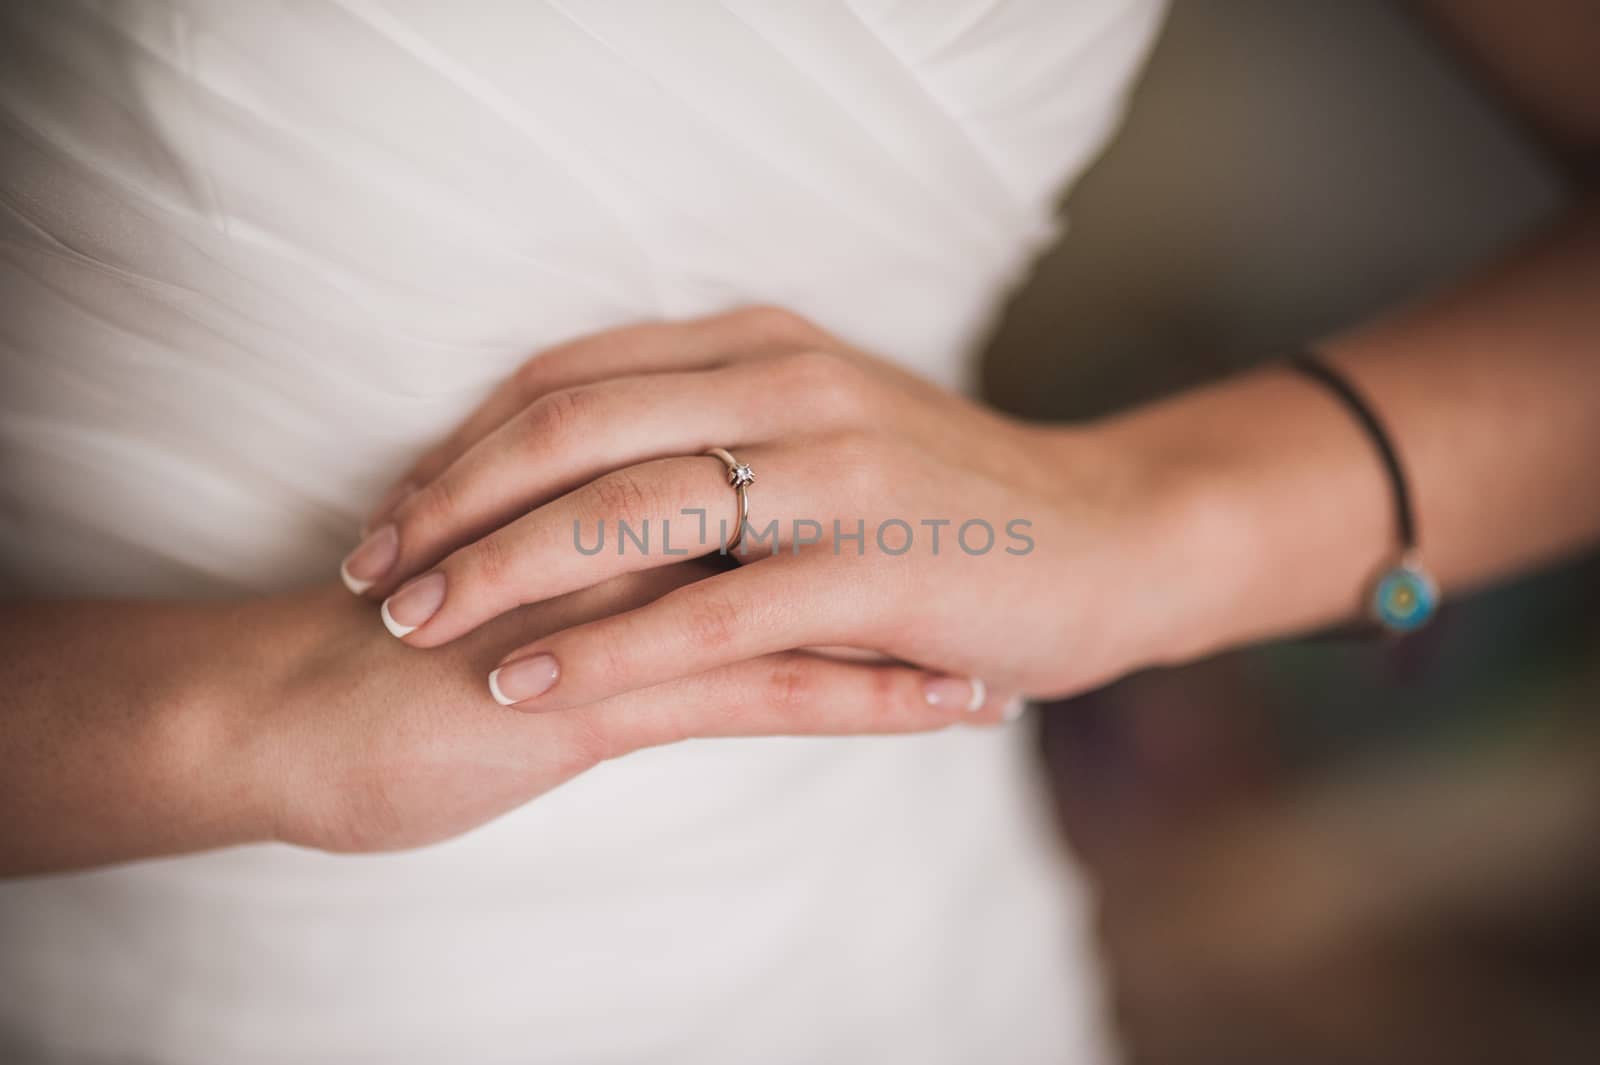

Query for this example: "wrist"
[174,591,342,850]
[1063,365,1395,668]
[1016,419,1237,686]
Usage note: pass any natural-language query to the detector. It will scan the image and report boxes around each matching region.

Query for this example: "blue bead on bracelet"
[1372,557,1438,632]
[1291,353,1440,636]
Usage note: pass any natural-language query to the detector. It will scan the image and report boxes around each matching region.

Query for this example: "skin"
[347,311,1130,701]
[2,3,1598,877]
[0,563,1020,875]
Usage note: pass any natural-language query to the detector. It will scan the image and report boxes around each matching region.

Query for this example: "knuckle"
[673,587,742,651]
[458,530,519,594]
[731,305,825,349]
[779,347,842,386]
[525,387,595,450]
[402,454,443,489]
[778,349,868,420]
[512,354,558,404]
[404,473,461,533]
[764,654,820,723]
[585,466,658,525]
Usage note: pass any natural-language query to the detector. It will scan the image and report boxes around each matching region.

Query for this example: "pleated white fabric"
[0,2,1164,1062]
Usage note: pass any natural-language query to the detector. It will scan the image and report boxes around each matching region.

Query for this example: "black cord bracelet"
[1288,353,1438,633]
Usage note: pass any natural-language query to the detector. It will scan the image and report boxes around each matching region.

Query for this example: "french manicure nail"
[924,675,984,711]
[380,571,446,637]
[1003,695,1026,722]
[488,653,560,707]
[340,524,399,594]
[965,677,986,712]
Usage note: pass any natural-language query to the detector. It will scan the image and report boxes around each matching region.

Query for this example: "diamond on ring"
[729,463,755,488]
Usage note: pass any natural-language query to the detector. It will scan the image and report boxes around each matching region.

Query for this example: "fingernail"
[488,653,560,707]
[924,675,984,712]
[362,480,417,537]
[340,524,399,594]
[380,571,446,637]
[1003,695,1026,722]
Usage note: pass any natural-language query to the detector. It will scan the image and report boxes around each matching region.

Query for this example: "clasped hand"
[280,308,1173,852]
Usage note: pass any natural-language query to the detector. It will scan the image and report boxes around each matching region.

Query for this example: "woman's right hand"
[216,560,1011,857]
[3,555,1003,875]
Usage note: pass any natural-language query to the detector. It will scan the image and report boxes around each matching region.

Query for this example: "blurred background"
[979,2,1600,1063]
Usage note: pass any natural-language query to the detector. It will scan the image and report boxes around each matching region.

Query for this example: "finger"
[475,559,894,712]
[565,652,1024,756]
[363,306,830,530]
[376,446,825,647]
[347,353,862,598]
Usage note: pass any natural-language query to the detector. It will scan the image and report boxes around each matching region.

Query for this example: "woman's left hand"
[341,307,1188,715]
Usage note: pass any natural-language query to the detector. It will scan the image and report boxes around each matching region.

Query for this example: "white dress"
[0,3,1163,1062]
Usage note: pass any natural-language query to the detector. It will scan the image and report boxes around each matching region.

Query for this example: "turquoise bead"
[1372,563,1438,632]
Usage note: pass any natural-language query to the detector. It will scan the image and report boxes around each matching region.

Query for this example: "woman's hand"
[339,308,1193,717]
[4,558,1019,875]
[264,567,1029,858]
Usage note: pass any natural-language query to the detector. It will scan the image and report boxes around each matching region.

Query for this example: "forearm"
[1091,196,1600,663]
[0,597,281,875]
